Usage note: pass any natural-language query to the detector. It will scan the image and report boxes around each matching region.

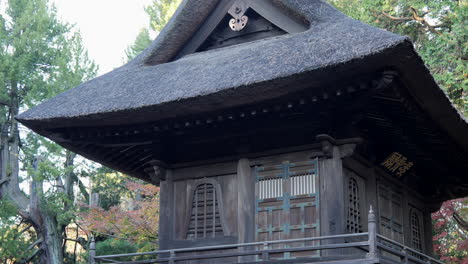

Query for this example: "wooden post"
[401,248,409,264]
[159,170,174,250]
[169,251,176,264]
[89,236,96,264]
[262,242,269,261]
[318,136,345,256]
[366,206,378,259]
[237,158,255,262]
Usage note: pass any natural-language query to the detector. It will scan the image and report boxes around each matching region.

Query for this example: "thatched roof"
[16,0,468,200]
[18,0,411,128]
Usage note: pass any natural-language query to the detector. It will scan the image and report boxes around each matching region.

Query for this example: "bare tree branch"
[19,248,42,264]
[0,178,9,187]
[409,7,442,35]
[16,224,33,238]
[453,212,468,230]
[381,12,412,21]
[26,238,43,252]
[381,8,443,36]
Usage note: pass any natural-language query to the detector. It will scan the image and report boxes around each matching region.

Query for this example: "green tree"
[125,28,152,61]
[145,0,182,32]
[125,0,181,61]
[0,0,97,262]
[329,0,467,116]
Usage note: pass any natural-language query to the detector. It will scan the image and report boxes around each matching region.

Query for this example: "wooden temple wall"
[158,141,434,262]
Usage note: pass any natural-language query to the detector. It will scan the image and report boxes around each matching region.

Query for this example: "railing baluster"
[262,242,269,260]
[169,251,176,264]
[96,231,445,263]
[401,248,409,264]
[366,206,378,259]
[89,236,96,264]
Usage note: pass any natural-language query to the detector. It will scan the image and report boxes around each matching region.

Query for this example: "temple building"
[17,0,468,263]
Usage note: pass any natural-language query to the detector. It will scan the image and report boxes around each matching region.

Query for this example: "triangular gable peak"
[168,0,308,61]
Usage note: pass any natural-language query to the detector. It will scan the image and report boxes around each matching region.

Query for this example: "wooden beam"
[248,0,307,33]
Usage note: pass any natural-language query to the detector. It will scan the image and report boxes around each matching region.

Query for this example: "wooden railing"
[90,207,442,264]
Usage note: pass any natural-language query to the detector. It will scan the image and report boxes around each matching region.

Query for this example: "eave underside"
[42,71,468,202]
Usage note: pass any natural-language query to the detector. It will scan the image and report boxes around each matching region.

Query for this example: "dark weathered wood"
[168,236,238,249]
[172,161,237,181]
[159,170,175,250]
[237,158,255,262]
[248,0,308,33]
[174,0,307,59]
[366,207,378,259]
[319,145,345,256]
[423,209,433,256]
[218,174,237,235]
[174,0,234,59]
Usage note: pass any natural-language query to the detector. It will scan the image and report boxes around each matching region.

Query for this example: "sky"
[52,0,154,75]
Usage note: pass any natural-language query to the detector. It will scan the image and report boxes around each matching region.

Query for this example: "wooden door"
[255,159,320,259]
[378,182,404,244]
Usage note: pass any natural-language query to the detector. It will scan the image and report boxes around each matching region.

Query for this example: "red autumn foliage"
[432,197,468,263]
[78,180,160,244]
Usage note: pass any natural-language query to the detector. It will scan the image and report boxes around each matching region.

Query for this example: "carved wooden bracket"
[316,134,335,158]
[144,160,167,184]
[316,134,363,159]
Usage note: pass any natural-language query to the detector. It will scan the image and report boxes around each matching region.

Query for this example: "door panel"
[255,159,320,259]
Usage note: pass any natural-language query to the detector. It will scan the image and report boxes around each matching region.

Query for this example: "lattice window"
[410,210,422,251]
[186,183,224,239]
[346,178,363,233]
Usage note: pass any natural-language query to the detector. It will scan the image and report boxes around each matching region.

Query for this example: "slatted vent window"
[291,174,316,196]
[186,183,223,239]
[257,177,283,199]
[411,210,422,251]
[346,178,363,233]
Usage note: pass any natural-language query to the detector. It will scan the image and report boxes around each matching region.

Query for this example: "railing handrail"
[92,206,443,264]
[94,232,368,260]
[377,234,443,264]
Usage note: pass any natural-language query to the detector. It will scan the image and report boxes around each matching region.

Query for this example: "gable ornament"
[228,0,249,31]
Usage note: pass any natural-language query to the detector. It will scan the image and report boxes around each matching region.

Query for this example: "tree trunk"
[39,214,64,263]
[30,159,64,263]
[1,90,67,263]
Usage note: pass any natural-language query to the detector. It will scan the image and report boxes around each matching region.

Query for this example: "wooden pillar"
[317,135,362,256]
[158,170,174,250]
[237,158,255,261]
[423,209,434,256]
[319,146,345,244]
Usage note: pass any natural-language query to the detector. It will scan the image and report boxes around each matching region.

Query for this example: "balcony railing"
[90,207,442,264]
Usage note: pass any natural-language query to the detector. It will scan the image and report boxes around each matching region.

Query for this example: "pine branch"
[0,100,10,107]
